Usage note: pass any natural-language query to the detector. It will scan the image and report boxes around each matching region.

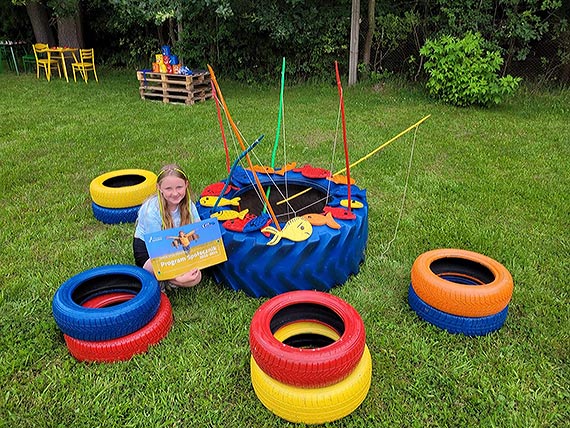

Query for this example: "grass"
[0,68,568,427]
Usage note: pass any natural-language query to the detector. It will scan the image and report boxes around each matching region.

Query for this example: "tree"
[362,0,375,70]
[17,0,55,44]
[14,0,84,47]
[348,0,359,85]
[47,0,84,47]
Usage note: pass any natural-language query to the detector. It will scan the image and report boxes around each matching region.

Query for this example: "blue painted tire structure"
[91,202,140,224]
[52,265,161,341]
[196,166,368,297]
[408,285,509,336]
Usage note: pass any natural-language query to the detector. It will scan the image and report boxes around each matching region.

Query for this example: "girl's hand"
[171,269,202,288]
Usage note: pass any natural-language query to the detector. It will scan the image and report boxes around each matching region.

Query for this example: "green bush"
[420,32,521,107]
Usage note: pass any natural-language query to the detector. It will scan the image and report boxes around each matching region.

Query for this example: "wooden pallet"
[136,71,212,105]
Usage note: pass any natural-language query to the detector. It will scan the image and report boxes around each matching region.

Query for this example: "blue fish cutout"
[242,213,272,233]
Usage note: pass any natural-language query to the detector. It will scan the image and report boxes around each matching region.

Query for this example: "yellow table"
[48,47,78,82]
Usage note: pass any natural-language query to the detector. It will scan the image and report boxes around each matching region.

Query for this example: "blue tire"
[197,166,368,297]
[91,202,140,224]
[408,284,508,336]
[52,265,161,341]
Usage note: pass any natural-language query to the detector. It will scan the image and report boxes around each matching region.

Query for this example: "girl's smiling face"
[158,175,188,210]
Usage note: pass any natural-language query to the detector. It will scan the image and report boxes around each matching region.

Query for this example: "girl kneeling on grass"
[133,164,202,290]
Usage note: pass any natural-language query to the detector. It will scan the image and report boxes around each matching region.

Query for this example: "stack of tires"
[249,291,372,425]
[89,169,157,224]
[408,249,514,336]
[52,265,172,362]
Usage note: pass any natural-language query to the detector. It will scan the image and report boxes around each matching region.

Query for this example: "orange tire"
[410,249,513,317]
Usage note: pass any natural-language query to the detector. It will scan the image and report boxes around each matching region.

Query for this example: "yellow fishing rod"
[276,114,431,205]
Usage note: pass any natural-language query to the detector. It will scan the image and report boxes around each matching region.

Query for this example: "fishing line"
[208,65,281,230]
[378,124,419,259]
[248,149,299,216]
[328,97,341,200]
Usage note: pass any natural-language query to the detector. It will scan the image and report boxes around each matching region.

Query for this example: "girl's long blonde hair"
[157,163,194,229]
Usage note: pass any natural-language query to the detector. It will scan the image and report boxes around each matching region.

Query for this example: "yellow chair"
[72,48,98,83]
[32,43,60,81]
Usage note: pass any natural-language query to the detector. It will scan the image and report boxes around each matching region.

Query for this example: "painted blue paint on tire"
[197,166,368,298]
[408,284,508,336]
[52,265,161,341]
[91,202,140,224]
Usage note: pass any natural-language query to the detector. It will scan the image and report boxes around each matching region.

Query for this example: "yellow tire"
[251,345,372,425]
[89,169,157,209]
[273,321,340,343]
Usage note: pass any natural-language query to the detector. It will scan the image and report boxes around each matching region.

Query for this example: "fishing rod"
[276,114,431,205]
[211,134,265,214]
[208,64,282,231]
[263,57,286,214]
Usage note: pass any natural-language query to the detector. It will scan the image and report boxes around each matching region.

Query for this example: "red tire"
[81,292,136,308]
[249,290,366,388]
[411,249,513,317]
[64,293,173,363]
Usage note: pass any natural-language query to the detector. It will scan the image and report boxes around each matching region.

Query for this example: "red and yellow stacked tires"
[249,291,371,424]
[408,249,514,336]
[89,169,157,224]
[52,265,172,362]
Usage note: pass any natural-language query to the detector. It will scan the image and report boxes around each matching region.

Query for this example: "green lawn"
[0,68,568,427]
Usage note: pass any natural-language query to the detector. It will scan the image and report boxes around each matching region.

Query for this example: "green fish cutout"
[261,217,313,246]
[210,209,249,221]
[200,196,241,207]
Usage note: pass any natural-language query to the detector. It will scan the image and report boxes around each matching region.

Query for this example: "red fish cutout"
[201,182,239,197]
[293,165,332,179]
[222,213,256,232]
[323,206,356,220]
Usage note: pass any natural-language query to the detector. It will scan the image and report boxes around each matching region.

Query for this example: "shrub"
[420,32,521,107]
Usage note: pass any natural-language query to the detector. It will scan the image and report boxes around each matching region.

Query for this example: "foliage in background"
[4,0,569,84]
[421,32,521,107]
[432,0,562,68]
[0,0,32,41]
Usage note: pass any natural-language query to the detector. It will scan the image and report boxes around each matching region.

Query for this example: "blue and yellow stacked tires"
[89,169,157,224]
[249,291,372,424]
[408,249,514,336]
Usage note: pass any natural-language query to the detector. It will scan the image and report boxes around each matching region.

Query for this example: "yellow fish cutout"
[200,196,241,207]
[340,199,364,209]
[210,209,249,221]
[327,174,355,185]
[302,212,341,229]
[261,217,313,246]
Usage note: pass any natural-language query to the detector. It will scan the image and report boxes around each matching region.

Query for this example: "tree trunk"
[362,0,375,69]
[57,12,84,48]
[348,0,360,86]
[25,1,55,45]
